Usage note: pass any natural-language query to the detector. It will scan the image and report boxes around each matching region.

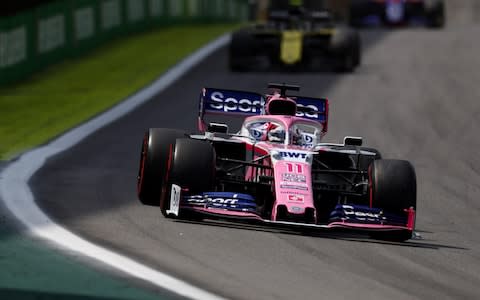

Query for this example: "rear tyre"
[352,34,362,67]
[425,0,445,28]
[137,128,186,206]
[348,0,371,27]
[369,159,417,241]
[164,138,216,218]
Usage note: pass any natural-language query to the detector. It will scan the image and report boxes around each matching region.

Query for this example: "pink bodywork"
[190,89,414,233]
[236,114,321,222]
[271,159,314,221]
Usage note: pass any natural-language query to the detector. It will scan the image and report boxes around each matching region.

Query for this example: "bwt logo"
[280,151,308,159]
[209,91,264,113]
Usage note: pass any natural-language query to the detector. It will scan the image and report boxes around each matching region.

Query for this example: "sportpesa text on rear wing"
[198,88,329,132]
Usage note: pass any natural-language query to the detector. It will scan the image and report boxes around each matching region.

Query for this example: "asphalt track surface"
[31,2,480,299]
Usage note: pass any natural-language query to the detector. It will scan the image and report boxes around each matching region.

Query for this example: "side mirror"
[208,122,229,134]
[343,136,363,146]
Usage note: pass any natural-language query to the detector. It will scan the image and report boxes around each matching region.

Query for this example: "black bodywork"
[214,140,379,223]
[229,5,361,72]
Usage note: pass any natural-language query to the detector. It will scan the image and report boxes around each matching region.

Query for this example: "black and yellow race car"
[229,1,361,72]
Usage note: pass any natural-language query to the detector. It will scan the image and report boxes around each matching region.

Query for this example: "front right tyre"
[163,138,216,218]
[425,0,445,28]
[330,28,361,73]
[229,30,256,71]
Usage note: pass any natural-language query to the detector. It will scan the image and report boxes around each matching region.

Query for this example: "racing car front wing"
[167,185,415,233]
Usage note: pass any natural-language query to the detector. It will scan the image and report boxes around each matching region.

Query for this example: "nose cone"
[271,160,316,223]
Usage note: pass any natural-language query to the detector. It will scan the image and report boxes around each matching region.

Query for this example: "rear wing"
[198,88,265,131]
[292,96,329,132]
[198,88,329,133]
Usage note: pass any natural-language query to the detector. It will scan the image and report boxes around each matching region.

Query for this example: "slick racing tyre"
[425,0,445,28]
[330,28,361,72]
[369,159,417,241]
[137,128,186,206]
[229,30,256,72]
[164,138,216,218]
[359,147,382,173]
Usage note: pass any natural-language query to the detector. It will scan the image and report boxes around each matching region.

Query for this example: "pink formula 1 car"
[137,83,417,241]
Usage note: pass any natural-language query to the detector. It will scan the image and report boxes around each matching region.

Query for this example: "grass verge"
[0,23,238,160]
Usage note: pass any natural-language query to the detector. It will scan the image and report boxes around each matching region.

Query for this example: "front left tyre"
[137,128,186,206]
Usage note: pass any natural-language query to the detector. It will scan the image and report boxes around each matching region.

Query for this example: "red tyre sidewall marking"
[137,133,149,196]
[160,144,174,210]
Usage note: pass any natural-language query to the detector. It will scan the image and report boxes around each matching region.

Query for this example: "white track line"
[0,33,231,300]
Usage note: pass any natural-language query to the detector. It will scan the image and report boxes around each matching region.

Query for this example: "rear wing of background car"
[198,88,329,133]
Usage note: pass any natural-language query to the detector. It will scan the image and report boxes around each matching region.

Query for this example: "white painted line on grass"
[0,33,231,300]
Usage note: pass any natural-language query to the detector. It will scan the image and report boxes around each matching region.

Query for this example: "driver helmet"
[267,123,285,143]
[292,128,304,145]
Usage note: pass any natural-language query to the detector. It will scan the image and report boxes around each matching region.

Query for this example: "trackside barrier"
[0,0,249,85]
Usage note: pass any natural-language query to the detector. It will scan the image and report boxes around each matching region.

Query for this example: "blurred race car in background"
[137,83,417,241]
[229,1,361,72]
[349,0,445,28]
